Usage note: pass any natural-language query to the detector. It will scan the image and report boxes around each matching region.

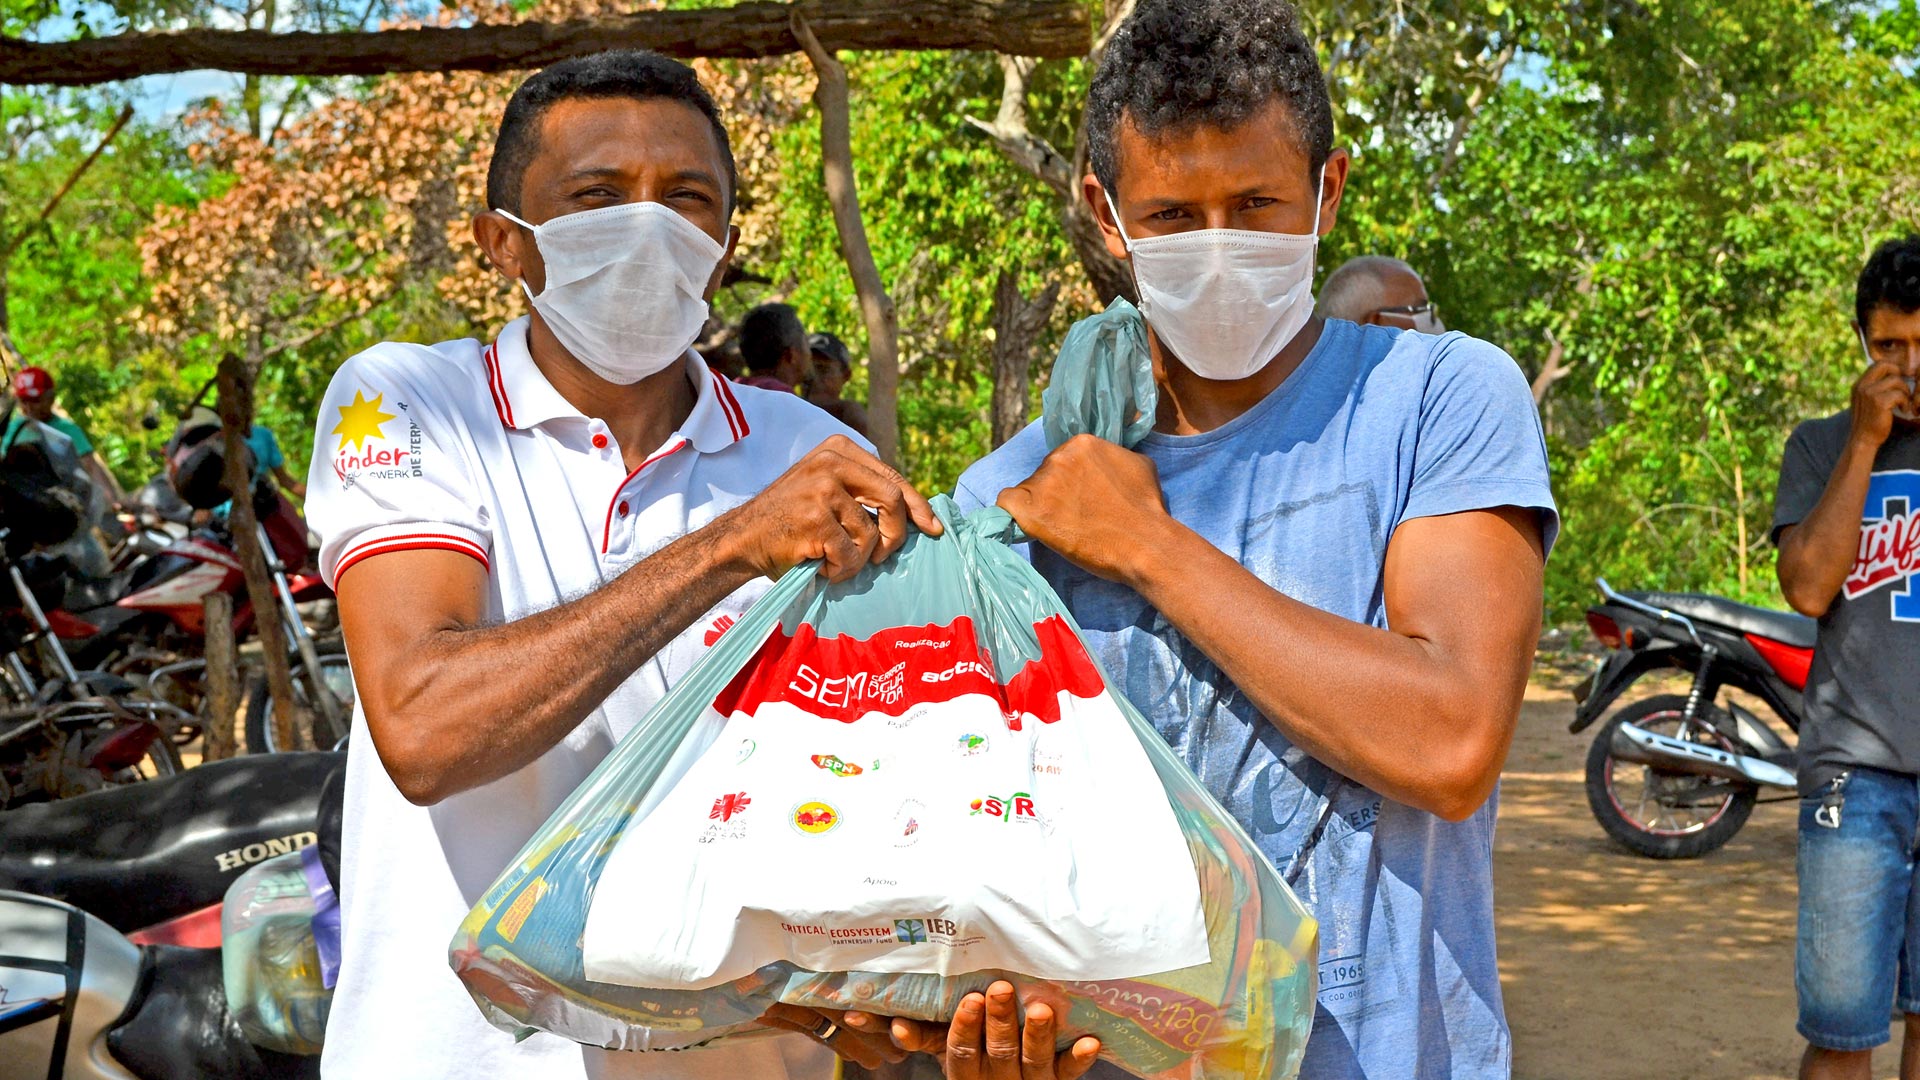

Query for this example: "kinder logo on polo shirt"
[330,387,423,487]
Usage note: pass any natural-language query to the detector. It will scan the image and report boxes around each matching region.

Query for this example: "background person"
[5,365,126,508]
[802,330,869,437]
[925,1,1555,1076]
[737,301,808,392]
[1773,233,1920,1080]
[1316,254,1445,333]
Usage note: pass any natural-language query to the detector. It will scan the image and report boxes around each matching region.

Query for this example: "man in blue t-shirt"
[867,1,1555,1076]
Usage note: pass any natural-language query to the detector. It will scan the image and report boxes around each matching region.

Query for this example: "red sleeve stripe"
[713,375,750,440]
[601,438,689,552]
[482,343,516,428]
[333,533,489,586]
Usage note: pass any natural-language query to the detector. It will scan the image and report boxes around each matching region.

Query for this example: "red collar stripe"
[601,438,690,553]
[714,375,750,440]
[334,532,489,588]
[482,343,516,428]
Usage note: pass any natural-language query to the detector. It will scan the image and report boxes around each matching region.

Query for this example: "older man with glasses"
[1318,254,1446,333]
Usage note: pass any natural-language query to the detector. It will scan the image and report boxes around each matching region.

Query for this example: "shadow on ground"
[1497,692,1902,1080]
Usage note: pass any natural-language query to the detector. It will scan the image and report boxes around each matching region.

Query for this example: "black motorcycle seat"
[0,751,343,932]
[1629,591,1817,649]
[109,945,319,1079]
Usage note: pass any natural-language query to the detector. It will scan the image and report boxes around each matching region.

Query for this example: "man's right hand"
[720,434,942,582]
[1849,361,1917,448]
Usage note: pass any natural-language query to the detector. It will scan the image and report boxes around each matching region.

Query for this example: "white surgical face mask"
[1106,168,1324,382]
[498,201,726,385]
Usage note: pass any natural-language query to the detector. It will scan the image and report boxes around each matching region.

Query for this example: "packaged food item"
[451,494,1317,1078]
[222,848,332,1055]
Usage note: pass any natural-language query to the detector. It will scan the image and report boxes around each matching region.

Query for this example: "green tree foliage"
[5,0,1916,626]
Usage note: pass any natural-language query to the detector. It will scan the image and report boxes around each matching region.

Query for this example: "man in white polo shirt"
[306,51,935,1078]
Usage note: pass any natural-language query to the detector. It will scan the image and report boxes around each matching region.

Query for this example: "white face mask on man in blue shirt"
[1105,166,1325,383]
[498,201,725,386]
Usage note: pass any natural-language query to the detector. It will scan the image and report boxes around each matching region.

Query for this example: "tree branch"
[0,0,1089,85]
[792,10,901,464]
[962,54,1072,199]
[37,104,134,223]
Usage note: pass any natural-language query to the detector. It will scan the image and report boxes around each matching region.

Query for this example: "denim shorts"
[1798,765,1920,1050]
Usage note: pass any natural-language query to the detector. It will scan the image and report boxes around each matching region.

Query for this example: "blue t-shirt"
[245,424,286,476]
[955,319,1556,1080]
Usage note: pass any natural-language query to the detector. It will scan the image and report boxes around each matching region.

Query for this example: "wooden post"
[215,351,305,751]
[202,591,240,760]
[792,12,901,466]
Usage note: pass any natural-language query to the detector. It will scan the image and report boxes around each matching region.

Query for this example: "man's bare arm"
[999,435,1543,821]
[1777,362,1912,616]
[339,436,938,805]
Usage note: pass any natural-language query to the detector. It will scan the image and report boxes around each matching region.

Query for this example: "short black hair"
[1857,235,1920,329]
[739,303,806,373]
[486,50,737,216]
[1086,0,1333,197]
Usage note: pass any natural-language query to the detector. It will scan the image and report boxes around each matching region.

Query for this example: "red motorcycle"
[5,411,350,759]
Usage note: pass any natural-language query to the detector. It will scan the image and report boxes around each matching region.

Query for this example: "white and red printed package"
[453,497,1319,1079]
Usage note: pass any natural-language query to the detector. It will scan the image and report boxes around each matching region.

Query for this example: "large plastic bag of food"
[451,496,1317,1078]
[222,848,334,1055]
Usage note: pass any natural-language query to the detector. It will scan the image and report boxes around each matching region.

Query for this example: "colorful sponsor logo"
[704,614,735,647]
[956,733,989,756]
[891,916,974,948]
[969,792,1038,824]
[710,792,750,822]
[330,388,421,486]
[893,798,925,848]
[811,754,864,776]
[792,801,840,835]
[922,659,993,684]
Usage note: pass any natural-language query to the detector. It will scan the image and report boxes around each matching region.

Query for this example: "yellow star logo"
[332,389,396,452]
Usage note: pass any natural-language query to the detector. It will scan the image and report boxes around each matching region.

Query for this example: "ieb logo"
[969,793,1038,823]
[894,916,959,943]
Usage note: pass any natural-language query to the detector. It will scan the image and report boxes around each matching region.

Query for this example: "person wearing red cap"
[6,366,125,506]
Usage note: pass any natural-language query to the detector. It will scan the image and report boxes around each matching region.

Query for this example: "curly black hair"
[1086,0,1333,197]
[486,50,736,217]
[1857,234,1920,328]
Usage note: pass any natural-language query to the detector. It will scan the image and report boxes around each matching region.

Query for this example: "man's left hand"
[845,981,1101,1080]
[995,434,1170,584]
[760,1003,907,1070]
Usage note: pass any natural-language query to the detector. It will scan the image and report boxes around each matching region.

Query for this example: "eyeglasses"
[1374,301,1442,333]
[1375,302,1438,320]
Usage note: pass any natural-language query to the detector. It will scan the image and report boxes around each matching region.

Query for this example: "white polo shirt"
[306,316,852,1080]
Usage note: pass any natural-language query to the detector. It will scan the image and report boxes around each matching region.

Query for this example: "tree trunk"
[793,13,901,465]
[216,351,305,752]
[989,270,1060,447]
[0,0,1090,85]
[201,591,240,761]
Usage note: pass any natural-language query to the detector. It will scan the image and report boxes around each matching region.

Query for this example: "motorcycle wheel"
[244,643,352,754]
[1585,694,1758,859]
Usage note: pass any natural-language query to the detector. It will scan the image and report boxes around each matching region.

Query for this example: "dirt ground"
[1498,680,1903,1080]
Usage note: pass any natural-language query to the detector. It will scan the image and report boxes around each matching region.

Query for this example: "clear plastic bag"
[222,849,332,1055]
[450,497,1317,1078]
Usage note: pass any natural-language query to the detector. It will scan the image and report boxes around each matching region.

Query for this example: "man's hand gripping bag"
[451,496,1318,1078]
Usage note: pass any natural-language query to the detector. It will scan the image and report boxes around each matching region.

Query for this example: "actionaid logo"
[922,659,992,684]
[1845,471,1920,622]
[969,792,1038,824]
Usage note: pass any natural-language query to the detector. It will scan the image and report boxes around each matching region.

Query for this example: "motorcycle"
[0,752,341,1079]
[0,426,190,805]
[3,412,350,755]
[1570,579,1812,858]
